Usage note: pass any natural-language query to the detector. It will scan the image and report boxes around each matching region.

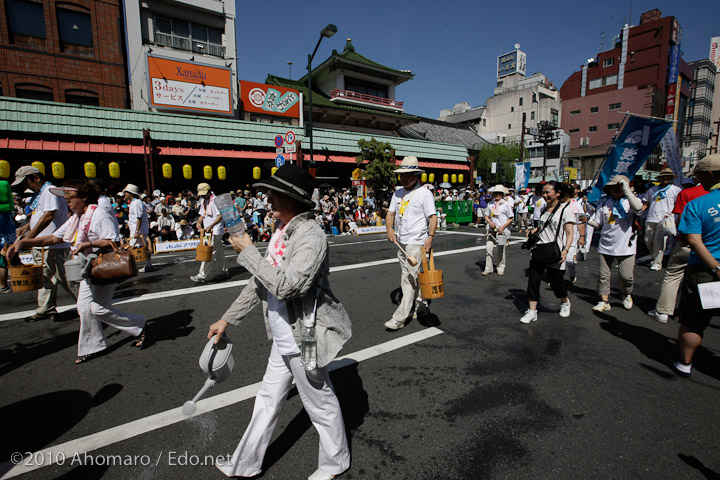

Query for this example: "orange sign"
[240,80,300,118]
[147,56,233,115]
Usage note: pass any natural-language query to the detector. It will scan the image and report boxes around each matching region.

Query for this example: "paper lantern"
[162,163,172,179]
[0,160,9,179]
[182,164,192,179]
[203,165,212,180]
[109,162,120,179]
[271,167,278,176]
[84,162,96,179]
[421,173,427,183]
[252,167,261,180]
[217,166,226,181]
[458,174,464,184]
[51,161,64,179]
[428,173,435,183]
[31,161,45,176]
[451,174,457,183]
[443,174,449,183]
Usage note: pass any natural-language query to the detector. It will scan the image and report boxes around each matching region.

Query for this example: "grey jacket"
[221,213,352,368]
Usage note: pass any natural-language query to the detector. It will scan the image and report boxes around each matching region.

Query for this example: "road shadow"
[678,454,720,479]
[505,288,527,313]
[260,363,368,475]
[0,384,122,474]
[390,287,402,306]
[0,330,79,377]
[141,309,195,349]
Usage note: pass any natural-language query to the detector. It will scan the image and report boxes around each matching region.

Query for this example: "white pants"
[76,279,146,356]
[218,343,350,477]
[197,234,226,279]
[484,234,507,274]
[33,247,77,315]
[644,221,669,267]
[390,244,426,323]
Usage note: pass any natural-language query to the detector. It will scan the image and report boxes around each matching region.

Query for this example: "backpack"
[478,195,488,210]
[0,181,12,213]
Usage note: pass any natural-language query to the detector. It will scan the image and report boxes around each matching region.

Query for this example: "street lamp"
[307,24,337,170]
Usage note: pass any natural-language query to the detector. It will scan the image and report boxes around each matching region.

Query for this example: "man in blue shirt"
[674,154,720,377]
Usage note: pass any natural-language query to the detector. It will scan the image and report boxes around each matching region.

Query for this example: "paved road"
[1,228,718,480]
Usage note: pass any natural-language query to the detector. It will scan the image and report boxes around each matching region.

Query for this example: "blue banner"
[588,115,673,202]
[514,161,531,191]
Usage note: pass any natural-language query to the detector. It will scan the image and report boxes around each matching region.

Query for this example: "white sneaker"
[308,469,335,480]
[622,295,633,310]
[647,309,669,323]
[482,270,492,276]
[520,309,538,324]
[650,263,662,271]
[497,269,505,276]
[384,318,405,330]
[592,301,611,312]
[559,301,571,318]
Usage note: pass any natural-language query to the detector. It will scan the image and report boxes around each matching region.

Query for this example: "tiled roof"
[0,97,468,163]
[398,121,490,151]
[265,74,417,120]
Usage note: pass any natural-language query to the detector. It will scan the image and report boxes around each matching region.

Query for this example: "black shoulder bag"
[531,203,569,266]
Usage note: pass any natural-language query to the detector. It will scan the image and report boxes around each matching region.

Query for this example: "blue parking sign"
[275,155,285,167]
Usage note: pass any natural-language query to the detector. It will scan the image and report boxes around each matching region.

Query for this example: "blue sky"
[235,0,720,119]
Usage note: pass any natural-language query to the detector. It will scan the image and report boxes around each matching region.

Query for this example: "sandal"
[75,353,95,364]
[133,327,147,348]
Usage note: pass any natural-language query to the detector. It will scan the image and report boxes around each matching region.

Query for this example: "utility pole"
[520,112,526,162]
[536,121,558,181]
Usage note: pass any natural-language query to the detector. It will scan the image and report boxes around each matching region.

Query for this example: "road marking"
[0,240,525,322]
[0,327,444,479]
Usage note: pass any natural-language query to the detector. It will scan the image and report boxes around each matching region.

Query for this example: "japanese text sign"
[241,81,300,118]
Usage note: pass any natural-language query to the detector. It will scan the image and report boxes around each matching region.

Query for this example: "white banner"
[154,239,201,253]
[355,226,387,235]
[660,130,682,186]
[151,78,230,112]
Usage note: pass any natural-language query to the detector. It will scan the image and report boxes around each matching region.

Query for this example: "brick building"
[0,0,129,108]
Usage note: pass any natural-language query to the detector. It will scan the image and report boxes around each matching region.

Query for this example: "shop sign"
[241,80,300,118]
[147,56,232,115]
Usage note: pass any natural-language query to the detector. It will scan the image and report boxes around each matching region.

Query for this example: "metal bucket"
[63,257,84,282]
[497,234,508,246]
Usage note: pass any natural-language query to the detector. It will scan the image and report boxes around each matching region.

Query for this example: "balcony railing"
[329,89,404,110]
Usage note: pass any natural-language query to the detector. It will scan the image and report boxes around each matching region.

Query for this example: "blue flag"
[514,161,531,191]
[588,115,673,202]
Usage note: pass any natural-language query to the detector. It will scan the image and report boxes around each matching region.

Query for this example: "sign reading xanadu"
[240,80,301,118]
[147,56,233,115]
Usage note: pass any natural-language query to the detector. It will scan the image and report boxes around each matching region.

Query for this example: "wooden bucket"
[130,244,150,262]
[10,248,44,292]
[195,232,213,262]
[418,247,444,299]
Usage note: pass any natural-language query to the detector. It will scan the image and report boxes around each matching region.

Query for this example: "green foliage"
[355,138,396,194]
[476,142,523,184]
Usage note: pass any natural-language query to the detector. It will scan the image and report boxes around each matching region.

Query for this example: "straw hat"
[657,168,676,178]
[603,175,630,194]
[394,156,424,174]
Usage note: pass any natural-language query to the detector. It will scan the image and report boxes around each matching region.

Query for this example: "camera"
[522,233,539,250]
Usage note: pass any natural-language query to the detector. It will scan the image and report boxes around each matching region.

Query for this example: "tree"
[476,142,523,185]
[355,138,396,198]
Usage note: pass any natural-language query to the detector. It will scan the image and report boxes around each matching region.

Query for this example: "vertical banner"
[659,129,682,186]
[588,115,673,202]
[514,162,531,191]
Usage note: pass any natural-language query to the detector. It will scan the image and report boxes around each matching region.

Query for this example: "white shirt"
[537,203,576,270]
[593,197,637,256]
[483,200,514,236]
[389,183,437,245]
[644,184,682,223]
[265,225,300,355]
[30,182,70,249]
[199,194,224,235]
[128,198,148,235]
[531,195,546,220]
[175,224,194,240]
[54,206,121,249]
[516,194,529,214]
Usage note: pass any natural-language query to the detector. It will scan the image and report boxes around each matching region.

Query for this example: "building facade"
[0,0,129,108]
[123,0,237,117]
[682,59,716,163]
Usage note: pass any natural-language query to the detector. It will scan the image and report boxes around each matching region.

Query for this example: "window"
[15,83,53,101]
[589,74,618,89]
[590,106,599,113]
[530,111,535,120]
[482,119,486,126]
[6,0,46,47]
[508,124,512,129]
[569,128,580,133]
[511,106,514,112]
[551,109,559,127]
[65,89,99,106]
[607,123,620,130]
[154,16,224,57]
[532,93,537,103]
[609,102,622,110]
[589,126,597,133]
[57,8,93,55]
[570,110,581,115]
[519,97,523,106]
[603,58,614,67]
[345,77,388,99]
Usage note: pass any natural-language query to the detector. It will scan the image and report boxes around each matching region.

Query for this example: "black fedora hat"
[253,164,315,208]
